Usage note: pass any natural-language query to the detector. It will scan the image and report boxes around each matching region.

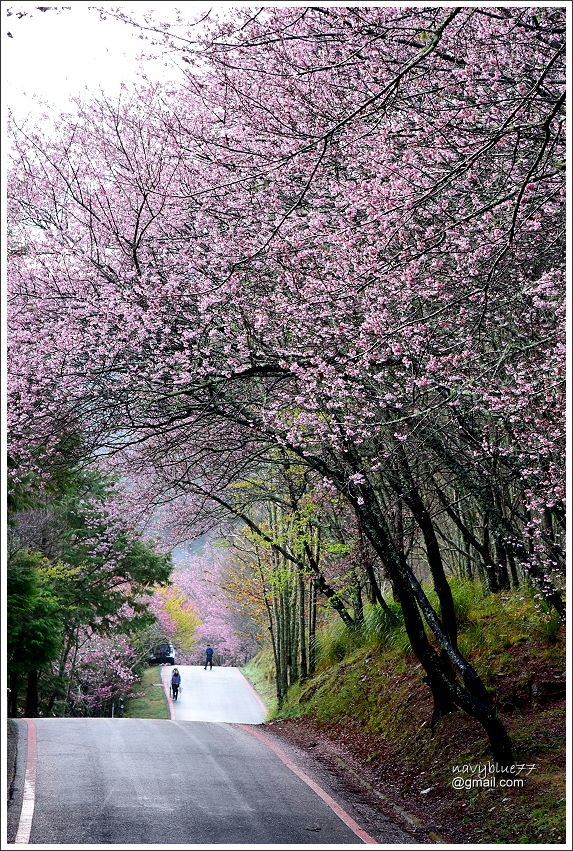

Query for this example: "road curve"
[8,716,379,845]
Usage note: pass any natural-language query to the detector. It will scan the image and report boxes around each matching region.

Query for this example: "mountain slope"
[246,592,567,844]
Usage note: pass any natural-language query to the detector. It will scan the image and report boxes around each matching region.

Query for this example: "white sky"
[2,1,216,120]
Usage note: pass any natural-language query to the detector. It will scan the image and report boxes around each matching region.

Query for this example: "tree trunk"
[357,521,399,622]
[274,593,287,708]
[299,574,308,682]
[25,669,39,716]
[288,578,299,684]
[494,534,511,591]
[401,482,458,649]
[308,579,317,675]
[8,672,20,717]
[354,484,514,767]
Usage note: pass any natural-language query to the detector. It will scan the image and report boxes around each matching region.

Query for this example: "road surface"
[6,665,415,846]
[162,664,267,723]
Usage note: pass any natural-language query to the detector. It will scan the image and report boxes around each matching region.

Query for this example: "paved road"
[9,717,376,845]
[7,665,407,846]
[162,664,267,723]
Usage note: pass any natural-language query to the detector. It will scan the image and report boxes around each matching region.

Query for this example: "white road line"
[14,719,37,845]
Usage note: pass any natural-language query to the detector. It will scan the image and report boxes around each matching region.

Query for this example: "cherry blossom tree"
[168,543,260,665]
[65,633,142,718]
[7,5,565,763]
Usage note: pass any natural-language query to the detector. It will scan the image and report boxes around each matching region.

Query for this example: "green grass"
[262,581,565,845]
[275,583,565,724]
[241,654,276,717]
[123,665,170,719]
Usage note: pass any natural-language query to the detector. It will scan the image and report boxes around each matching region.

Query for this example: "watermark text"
[451,762,536,791]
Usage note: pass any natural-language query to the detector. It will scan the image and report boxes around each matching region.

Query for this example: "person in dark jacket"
[204,645,214,670]
[170,668,181,698]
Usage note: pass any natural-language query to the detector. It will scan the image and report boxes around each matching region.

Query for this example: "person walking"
[204,645,214,670]
[170,667,181,699]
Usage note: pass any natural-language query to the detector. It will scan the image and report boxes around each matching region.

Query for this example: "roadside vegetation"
[123,665,169,720]
[6,464,175,719]
[244,580,566,845]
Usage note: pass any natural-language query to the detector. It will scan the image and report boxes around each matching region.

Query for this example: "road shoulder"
[256,720,434,844]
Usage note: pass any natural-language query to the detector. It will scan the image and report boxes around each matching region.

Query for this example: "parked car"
[148,641,175,665]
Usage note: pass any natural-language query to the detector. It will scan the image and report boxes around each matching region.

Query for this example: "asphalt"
[7,718,17,799]
[9,717,375,845]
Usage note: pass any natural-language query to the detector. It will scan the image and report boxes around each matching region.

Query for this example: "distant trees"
[152,585,201,659]
[7,5,564,763]
[224,487,322,707]
[6,466,172,716]
[169,545,262,665]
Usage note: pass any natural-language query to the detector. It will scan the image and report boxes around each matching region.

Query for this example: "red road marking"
[239,724,378,844]
[161,666,176,719]
[14,719,37,844]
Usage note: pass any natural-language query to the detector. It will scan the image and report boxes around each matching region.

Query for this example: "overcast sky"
[2,1,216,120]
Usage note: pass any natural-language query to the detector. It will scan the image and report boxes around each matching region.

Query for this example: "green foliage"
[7,462,174,717]
[535,610,562,643]
[324,542,351,556]
[155,586,201,653]
[275,580,566,728]
[251,582,564,720]
[242,651,276,715]
[7,550,64,674]
[425,577,489,627]
[449,577,489,626]
[360,600,405,645]
[35,538,170,640]
[311,599,412,664]
[13,466,172,637]
[528,594,564,644]
[456,584,564,660]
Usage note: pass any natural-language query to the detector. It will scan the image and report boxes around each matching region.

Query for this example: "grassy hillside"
[243,582,567,845]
